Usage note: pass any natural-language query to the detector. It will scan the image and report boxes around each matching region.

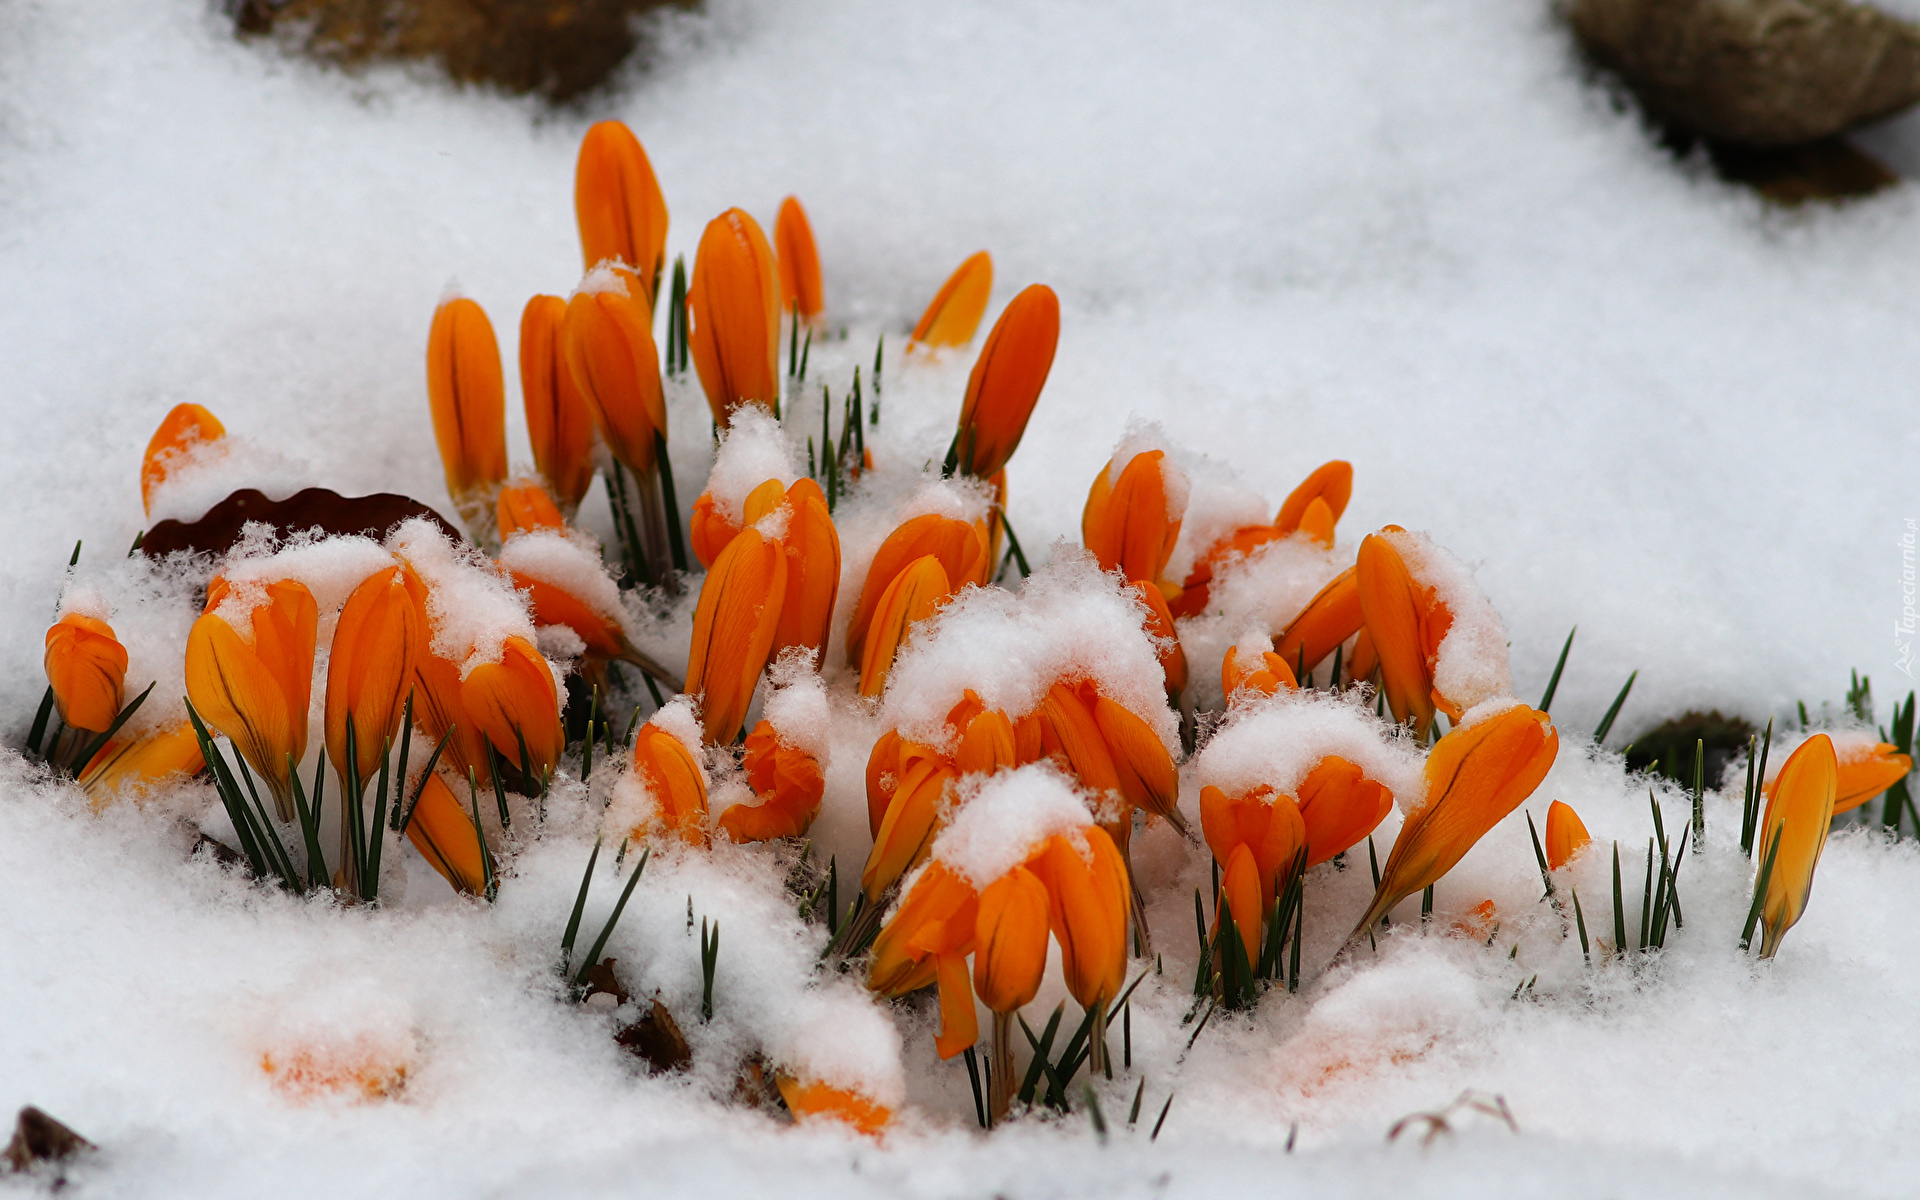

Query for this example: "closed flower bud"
[845,514,987,665]
[1353,704,1559,937]
[427,297,508,538]
[718,720,825,842]
[141,403,225,516]
[631,719,710,846]
[771,478,840,663]
[1273,460,1353,538]
[1216,842,1265,969]
[1756,733,1839,958]
[496,480,567,542]
[185,579,318,819]
[574,121,668,306]
[1543,799,1591,870]
[973,864,1051,1013]
[458,635,563,782]
[859,555,953,698]
[1766,739,1912,815]
[688,207,782,427]
[44,613,128,733]
[952,284,1058,479]
[1273,565,1362,682]
[1199,784,1306,910]
[1132,580,1188,701]
[405,772,487,896]
[908,251,993,352]
[77,723,203,810]
[686,526,788,745]
[324,565,422,793]
[862,755,953,901]
[1083,449,1184,588]
[774,196,825,325]
[1029,828,1129,1011]
[519,296,598,513]
[1296,755,1392,868]
[1221,643,1297,705]
[563,284,666,478]
[1355,528,1450,735]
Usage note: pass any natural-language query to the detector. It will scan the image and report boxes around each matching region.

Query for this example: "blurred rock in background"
[230,0,690,104]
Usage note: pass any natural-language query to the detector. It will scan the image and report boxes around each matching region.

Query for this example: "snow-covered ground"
[5,0,1920,1196]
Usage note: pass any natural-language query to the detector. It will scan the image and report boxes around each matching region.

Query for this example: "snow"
[5,0,1920,1195]
[928,763,1095,888]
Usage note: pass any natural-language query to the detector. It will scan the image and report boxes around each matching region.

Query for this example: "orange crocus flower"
[1133,581,1188,701]
[1296,755,1392,868]
[686,527,788,745]
[1274,461,1353,539]
[1084,449,1183,588]
[1215,842,1265,969]
[771,478,840,663]
[518,296,598,513]
[458,636,563,783]
[1034,680,1183,835]
[1763,740,1912,816]
[496,480,567,542]
[688,207,782,427]
[1354,528,1452,735]
[1199,785,1306,911]
[718,720,825,842]
[859,555,953,698]
[1028,829,1129,1012]
[77,723,204,809]
[393,564,493,788]
[862,753,955,902]
[869,859,979,998]
[44,613,128,733]
[405,772,487,895]
[1273,566,1362,682]
[1221,644,1297,705]
[563,285,666,478]
[973,865,1051,1014]
[1756,733,1839,958]
[1352,704,1558,936]
[426,297,508,536]
[323,565,422,793]
[630,719,710,845]
[844,514,987,665]
[1543,799,1591,869]
[185,579,318,819]
[776,1075,892,1137]
[774,196,824,325]
[951,284,1059,479]
[141,403,225,516]
[574,121,668,305]
[908,251,993,352]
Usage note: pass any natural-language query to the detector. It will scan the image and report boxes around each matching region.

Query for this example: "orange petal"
[1040,682,1121,796]
[1032,829,1128,1011]
[686,527,788,745]
[562,287,665,477]
[859,555,953,698]
[1757,734,1839,957]
[1833,743,1913,815]
[44,613,128,733]
[1084,450,1183,586]
[870,860,979,996]
[632,722,711,845]
[772,478,841,662]
[1221,644,1297,706]
[1347,625,1379,686]
[496,481,567,543]
[952,284,1059,479]
[503,569,625,661]
[426,298,508,517]
[955,707,1018,777]
[774,196,824,324]
[688,207,782,427]
[1296,755,1390,868]
[1216,842,1264,970]
[140,403,225,516]
[1355,531,1438,735]
[458,636,563,782]
[185,582,317,809]
[1296,497,1336,548]
[775,1076,891,1136]
[973,864,1051,1013]
[1273,461,1353,535]
[845,515,985,665]
[688,490,742,569]
[1090,691,1181,828]
[1354,705,1558,935]
[932,951,980,1059]
[861,757,953,902]
[908,251,993,351]
[866,729,905,839]
[1274,565,1363,682]
[1543,798,1591,870]
[1127,580,1188,700]
[77,723,203,809]
[720,720,824,842]
[574,121,668,306]
[519,295,598,513]
[405,772,487,895]
[323,566,422,790]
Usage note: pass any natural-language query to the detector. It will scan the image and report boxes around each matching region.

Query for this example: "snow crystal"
[930,762,1094,887]
[571,262,631,298]
[701,406,800,524]
[1195,688,1426,810]
[761,651,833,762]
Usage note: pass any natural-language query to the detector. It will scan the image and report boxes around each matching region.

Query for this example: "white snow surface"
[929,762,1096,888]
[5,0,1920,1196]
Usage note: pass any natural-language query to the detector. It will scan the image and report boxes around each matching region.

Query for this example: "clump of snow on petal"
[212,530,395,630]
[763,651,833,763]
[571,263,630,297]
[932,763,1094,887]
[1161,447,1269,588]
[498,528,627,627]
[1102,419,1191,520]
[1196,688,1425,809]
[1382,527,1512,712]
[1178,535,1347,712]
[881,548,1178,753]
[702,407,800,524]
[387,518,535,672]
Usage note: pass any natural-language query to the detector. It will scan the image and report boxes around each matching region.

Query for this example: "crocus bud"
[1089,691,1183,833]
[185,579,318,819]
[1273,566,1362,682]
[399,564,493,789]
[845,514,987,665]
[496,480,567,543]
[1132,581,1188,701]
[78,723,203,809]
[1296,755,1392,867]
[686,527,788,745]
[859,555,953,698]
[426,297,509,537]
[774,196,824,325]
[519,296,598,513]
[563,284,666,477]
[1355,528,1448,736]
[908,251,993,351]
[44,613,128,733]
[631,719,710,845]
[324,565,422,793]
[141,403,225,516]
[718,720,825,842]
[1273,460,1353,538]
[406,772,487,896]
[973,865,1051,1013]
[1083,449,1184,587]
[862,755,954,901]
[1774,740,1912,815]
[953,700,1018,778]
[1216,842,1264,969]
[574,121,668,305]
[1222,643,1297,705]
[952,284,1059,479]
[771,478,841,662]
[458,636,563,782]
[1199,785,1306,910]
[1756,733,1839,958]
[1353,704,1559,937]
[1030,829,1129,1011]
[1543,799,1591,870]
[688,207,782,427]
